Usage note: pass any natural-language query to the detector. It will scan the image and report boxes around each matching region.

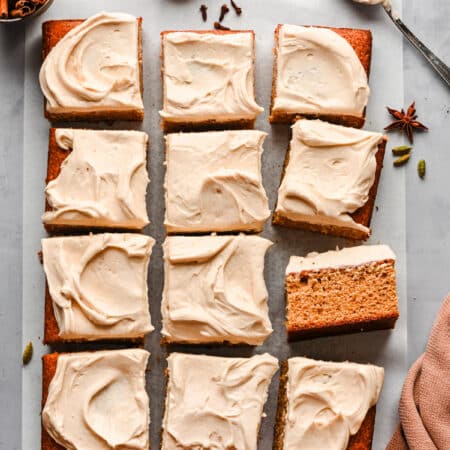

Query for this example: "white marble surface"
[0,1,449,449]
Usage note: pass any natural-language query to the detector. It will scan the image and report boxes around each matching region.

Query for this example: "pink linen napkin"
[387,293,450,450]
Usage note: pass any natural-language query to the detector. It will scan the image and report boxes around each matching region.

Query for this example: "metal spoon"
[382,4,450,86]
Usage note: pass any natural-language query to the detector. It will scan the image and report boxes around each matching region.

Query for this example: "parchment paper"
[22,1,406,448]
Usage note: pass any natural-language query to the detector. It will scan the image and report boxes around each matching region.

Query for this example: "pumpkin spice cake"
[273,119,386,240]
[285,245,399,340]
[40,12,144,121]
[164,129,270,234]
[162,353,278,449]
[42,233,154,344]
[43,128,149,233]
[161,234,273,345]
[269,24,372,128]
[160,30,263,132]
[273,357,384,450]
[41,349,150,450]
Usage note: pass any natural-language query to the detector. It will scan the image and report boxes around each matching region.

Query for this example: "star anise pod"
[384,101,428,144]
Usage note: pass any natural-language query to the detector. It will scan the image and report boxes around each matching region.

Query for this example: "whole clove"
[230,0,242,15]
[214,21,230,31]
[199,4,207,22]
[219,4,229,22]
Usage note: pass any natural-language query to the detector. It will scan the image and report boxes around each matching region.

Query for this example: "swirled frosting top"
[164,130,270,233]
[161,234,273,344]
[162,353,278,449]
[43,129,149,229]
[42,349,150,450]
[160,31,263,122]
[272,25,370,117]
[42,233,154,340]
[276,119,384,233]
[283,357,384,450]
[39,12,143,113]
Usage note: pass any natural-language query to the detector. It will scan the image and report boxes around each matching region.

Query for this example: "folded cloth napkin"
[387,293,450,450]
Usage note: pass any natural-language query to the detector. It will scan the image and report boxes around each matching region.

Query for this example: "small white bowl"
[0,0,54,23]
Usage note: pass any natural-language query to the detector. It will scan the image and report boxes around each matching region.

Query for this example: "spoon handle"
[383,5,450,86]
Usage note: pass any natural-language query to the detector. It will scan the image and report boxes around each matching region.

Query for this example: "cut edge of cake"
[285,245,399,341]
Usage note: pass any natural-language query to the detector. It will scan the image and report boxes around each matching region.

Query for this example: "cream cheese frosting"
[272,25,370,117]
[43,129,149,229]
[286,244,396,274]
[161,234,273,344]
[42,349,150,450]
[39,12,143,114]
[284,357,384,450]
[276,119,384,234]
[162,353,278,450]
[164,130,270,233]
[160,31,263,123]
[42,233,154,340]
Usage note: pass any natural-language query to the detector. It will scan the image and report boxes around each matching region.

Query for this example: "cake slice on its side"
[161,234,273,345]
[160,30,263,132]
[164,130,270,234]
[273,357,384,450]
[43,128,149,233]
[285,245,399,340]
[41,349,150,450]
[40,12,144,121]
[269,24,372,128]
[162,353,278,450]
[42,233,155,344]
[273,119,386,240]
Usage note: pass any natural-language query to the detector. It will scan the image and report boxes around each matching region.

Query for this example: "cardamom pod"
[392,145,413,156]
[418,159,426,178]
[393,154,411,166]
[22,341,33,365]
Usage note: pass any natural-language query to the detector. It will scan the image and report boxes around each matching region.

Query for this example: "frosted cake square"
[41,349,150,450]
[42,233,154,344]
[161,234,273,345]
[164,130,270,233]
[269,24,372,128]
[43,128,149,233]
[162,353,278,449]
[273,357,384,450]
[160,30,263,131]
[273,119,386,240]
[40,13,144,121]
